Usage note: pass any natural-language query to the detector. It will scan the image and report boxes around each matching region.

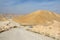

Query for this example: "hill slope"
[13,10,60,25]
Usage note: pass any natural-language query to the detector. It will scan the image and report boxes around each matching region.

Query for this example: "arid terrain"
[0,10,60,40]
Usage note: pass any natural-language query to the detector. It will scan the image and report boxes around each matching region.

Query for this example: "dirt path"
[0,28,54,40]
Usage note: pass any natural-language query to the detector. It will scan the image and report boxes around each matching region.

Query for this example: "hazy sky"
[0,0,60,14]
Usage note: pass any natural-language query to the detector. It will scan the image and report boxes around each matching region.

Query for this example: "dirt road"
[0,28,54,40]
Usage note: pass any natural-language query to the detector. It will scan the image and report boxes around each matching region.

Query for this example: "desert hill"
[13,10,60,25]
[0,10,60,40]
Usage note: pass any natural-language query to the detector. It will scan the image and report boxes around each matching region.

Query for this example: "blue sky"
[0,0,60,14]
